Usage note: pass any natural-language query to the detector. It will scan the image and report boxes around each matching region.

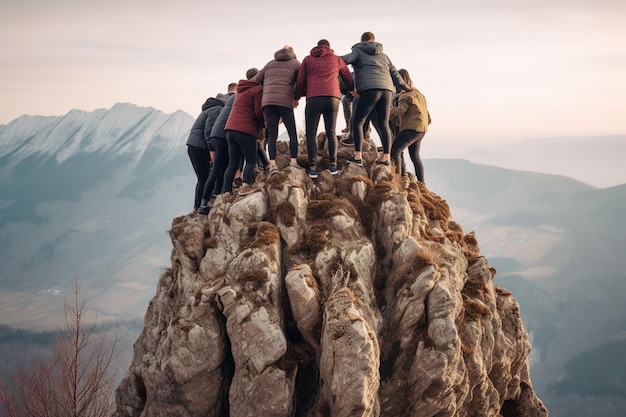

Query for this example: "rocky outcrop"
[114,136,548,417]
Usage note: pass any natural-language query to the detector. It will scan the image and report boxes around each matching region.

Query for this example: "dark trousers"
[187,145,211,209]
[351,89,392,153]
[305,96,340,166]
[223,131,258,193]
[264,105,298,159]
[200,136,228,204]
[391,130,426,181]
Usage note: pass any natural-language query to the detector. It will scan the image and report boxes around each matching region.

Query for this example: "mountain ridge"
[1,104,624,416]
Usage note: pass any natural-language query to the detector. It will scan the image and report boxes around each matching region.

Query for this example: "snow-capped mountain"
[0,103,191,171]
[0,104,195,329]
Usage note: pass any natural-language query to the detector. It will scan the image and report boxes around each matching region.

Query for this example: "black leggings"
[305,96,339,165]
[391,129,426,181]
[264,105,298,159]
[200,136,228,203]
[223,130,258,193]
[351,89,392,153]
[187,145,211,209]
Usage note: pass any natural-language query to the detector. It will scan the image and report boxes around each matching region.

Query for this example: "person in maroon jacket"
[222,78,264,196]
[295,39,357,178]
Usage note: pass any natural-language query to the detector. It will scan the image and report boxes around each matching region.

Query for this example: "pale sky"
[1,0,625,142]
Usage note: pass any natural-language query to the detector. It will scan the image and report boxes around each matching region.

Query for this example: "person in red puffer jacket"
[222,78,264,196]
[295,39,357,178]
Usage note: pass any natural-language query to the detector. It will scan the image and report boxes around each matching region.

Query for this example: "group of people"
[186,31,431,215]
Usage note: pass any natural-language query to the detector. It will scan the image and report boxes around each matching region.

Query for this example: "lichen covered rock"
[114,138,548,417]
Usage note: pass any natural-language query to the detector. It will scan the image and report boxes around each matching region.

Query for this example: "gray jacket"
[186,93,232,149]
[210,93,236,141]
[341,42,410,94]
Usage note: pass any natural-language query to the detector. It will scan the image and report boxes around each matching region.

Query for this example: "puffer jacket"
[341,41,411,94]
[294,45,354,100]
[186,93,231,149]
[390,89,431,133]
[210,93,236,140]
[252,47,300,109]
[225,80,264,138]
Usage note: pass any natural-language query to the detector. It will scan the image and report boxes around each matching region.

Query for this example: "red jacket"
[295,46,354,100]
[225,80,264,137]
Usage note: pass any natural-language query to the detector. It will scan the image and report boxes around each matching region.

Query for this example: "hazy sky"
[1,0,625,142]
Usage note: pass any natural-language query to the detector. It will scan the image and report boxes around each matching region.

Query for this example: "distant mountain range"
[426,135,626,188]
[0,105,624,417]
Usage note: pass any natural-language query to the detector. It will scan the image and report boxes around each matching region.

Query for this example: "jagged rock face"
[114,136,548,417]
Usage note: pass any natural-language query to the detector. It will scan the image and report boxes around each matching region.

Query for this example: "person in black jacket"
[186,85,235,213]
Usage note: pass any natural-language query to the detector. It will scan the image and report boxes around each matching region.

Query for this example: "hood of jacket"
[310,45,333,58]
[351,41,383,56]
[274,47,297,61]
[201,93,231,111]
[236,79,262,94]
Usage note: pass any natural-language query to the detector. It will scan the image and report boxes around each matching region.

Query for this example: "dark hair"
[227,82,238,92]
[361,32,375,42]
[246,68,259,80]
[317,39,330,47]
[398,68,413,88]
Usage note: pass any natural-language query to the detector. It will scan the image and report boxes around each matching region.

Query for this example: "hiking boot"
[375,159,390,167]
[347,155,363,167]
[269,166,279,177]
[308,166,318,179]
[329,163,339,175]
[340,136,354,146]
[238,184,255,196]
[197,205,210,215]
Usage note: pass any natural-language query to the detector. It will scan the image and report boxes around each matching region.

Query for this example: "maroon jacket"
[225,80,264,138]
[295,45,354,100]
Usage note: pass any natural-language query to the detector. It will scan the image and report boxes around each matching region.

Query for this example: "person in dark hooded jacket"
[186,87,234,213]
[341,32,412,167]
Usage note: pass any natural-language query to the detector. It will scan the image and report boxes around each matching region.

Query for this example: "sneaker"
[347,155,363,167]
[233,177,243,188]
[308,167,318,179]
[238,184,255,196]
[289,161,304,170]
[375,159,390,167]
[269,166,279,177]
[340,136,354,146]
[197,205,210,215]
[329,164,339,175]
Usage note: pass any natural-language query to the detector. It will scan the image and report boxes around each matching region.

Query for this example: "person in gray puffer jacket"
[186,86,235,212]
[341,32,412,167]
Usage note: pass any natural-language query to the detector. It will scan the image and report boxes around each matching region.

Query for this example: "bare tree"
[0,281,123,417]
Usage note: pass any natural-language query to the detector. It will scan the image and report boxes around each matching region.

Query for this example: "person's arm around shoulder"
[340,47,358,65]
[389,63,412,92]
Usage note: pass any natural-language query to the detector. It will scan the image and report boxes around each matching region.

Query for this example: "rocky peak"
[114,136,548,416]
